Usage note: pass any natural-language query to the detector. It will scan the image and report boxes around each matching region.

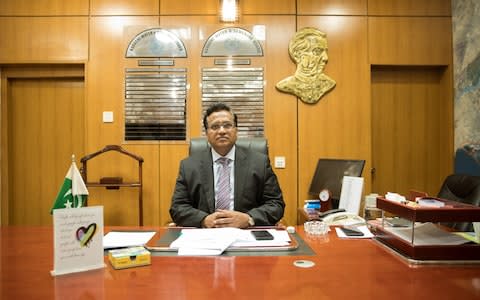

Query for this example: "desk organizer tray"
[374,197,480,261]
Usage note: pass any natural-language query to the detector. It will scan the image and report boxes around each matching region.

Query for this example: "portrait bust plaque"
[276,27,336,104]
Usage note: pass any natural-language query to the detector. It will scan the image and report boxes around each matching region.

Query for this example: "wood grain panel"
[5,77,85,225]
[159,16,219,138]
[91,0,158,15]
[371,66,453,197]
[159,144,189,225]
[297,16,371,213]
[297,0,367,15]
[369,17,452,65]
[0,0,88,15]
[160,0,218,15]
[241,15,297,226]
[242,0,295,14]
[87,16,160,225]
[87,16,158,147]
[83,144,157,226]
[0,17,88,63]
[368,0,451,16]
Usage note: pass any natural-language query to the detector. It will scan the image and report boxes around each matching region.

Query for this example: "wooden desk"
[1,226,479,300]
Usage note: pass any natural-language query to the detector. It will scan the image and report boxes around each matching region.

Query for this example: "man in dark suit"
[170,103,285,228]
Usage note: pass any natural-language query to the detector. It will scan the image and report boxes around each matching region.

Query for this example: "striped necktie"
[216,157,231,210]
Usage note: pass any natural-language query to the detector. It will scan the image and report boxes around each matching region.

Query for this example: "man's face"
[206,110,237,156]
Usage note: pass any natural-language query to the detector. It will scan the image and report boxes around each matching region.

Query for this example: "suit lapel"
[199,150,215,212]
[234,146,248,209]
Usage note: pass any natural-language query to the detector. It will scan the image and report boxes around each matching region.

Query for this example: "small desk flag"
[51,156,89,213]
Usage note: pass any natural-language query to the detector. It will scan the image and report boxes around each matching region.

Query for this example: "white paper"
[230,229,291,247]
[171,228,241,255]
[103,231,156,249]
[386,222,470,246]
[170,228,292,255]
[339,176,364,214]
[51,206,104,276]
[335,225,374,239]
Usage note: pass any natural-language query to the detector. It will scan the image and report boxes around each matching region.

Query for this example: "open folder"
[147,228,295,255]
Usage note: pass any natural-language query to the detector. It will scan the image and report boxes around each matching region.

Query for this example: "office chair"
[166,136,271,227]
[189,137,268,156]
[437,174,480,232]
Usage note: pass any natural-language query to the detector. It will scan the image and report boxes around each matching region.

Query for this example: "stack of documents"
[386,222,469,246]
[170,228,291,256]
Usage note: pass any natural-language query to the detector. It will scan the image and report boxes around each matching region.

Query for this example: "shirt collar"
[212,145,236,162]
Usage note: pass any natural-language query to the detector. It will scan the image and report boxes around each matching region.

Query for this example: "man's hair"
[203,102,238,130]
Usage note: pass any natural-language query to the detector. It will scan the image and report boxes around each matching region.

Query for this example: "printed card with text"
[51,206,104,276]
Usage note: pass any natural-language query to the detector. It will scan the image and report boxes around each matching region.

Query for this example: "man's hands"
[202,210,250,228]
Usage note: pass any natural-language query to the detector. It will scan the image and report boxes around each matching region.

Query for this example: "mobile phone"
[251,230,274,240]
[340,227,364,237]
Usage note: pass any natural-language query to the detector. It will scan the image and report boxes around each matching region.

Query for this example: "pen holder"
[304,220,328,236]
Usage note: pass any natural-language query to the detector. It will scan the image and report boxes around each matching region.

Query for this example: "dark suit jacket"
[169,144,285,227]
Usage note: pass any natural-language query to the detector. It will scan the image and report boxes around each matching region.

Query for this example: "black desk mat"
[150,228,316,257]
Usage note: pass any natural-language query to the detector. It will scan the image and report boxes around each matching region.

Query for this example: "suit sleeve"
[169,159,209,227]
[246,155,285,226]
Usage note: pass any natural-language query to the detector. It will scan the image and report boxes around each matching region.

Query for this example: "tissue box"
[108,246,151,270]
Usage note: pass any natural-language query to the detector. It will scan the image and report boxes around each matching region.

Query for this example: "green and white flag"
[51,159,89,213]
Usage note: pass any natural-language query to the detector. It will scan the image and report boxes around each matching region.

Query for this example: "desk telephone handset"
[318,209,366,225]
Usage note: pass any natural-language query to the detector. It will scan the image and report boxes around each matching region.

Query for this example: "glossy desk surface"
[1,226,479,300]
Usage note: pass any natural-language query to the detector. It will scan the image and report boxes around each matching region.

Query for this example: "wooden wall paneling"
[0,0,88,16]
[87,16,158,147]
[297,0,367,15]
[368,17,453,65]
[371,66,453,197]
[91,0,159,15]
[297,16,371,212]
[0,17,88,63]
[241,15,297,226]
[87,16,160,225]
[0,65,85,225]
[5,77,85,225]
[125,144,159,225]
[440,65,454,174]
[242,0,296,14]
[159,16,220,138]
[160,0,218,15]
[159,145,189,225]
[367,0,451,16]
[84,144,157,226]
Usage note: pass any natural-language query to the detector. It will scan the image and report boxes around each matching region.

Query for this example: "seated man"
[169,102,285,228]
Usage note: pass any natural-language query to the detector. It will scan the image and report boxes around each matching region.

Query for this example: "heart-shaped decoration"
[76,223,97,247]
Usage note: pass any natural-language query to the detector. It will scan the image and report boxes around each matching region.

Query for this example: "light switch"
[103,111,114,123]
[274,156,286,169]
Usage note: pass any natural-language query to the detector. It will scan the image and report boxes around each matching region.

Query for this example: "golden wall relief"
[276,27,336,104]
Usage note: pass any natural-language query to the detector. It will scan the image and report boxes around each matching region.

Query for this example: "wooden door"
[2,75,85,225]
[371,66,453,198]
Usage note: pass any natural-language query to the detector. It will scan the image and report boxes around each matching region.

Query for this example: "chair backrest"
[437,174,480,231]
[189,137,268,156]
[80,145,144,226]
